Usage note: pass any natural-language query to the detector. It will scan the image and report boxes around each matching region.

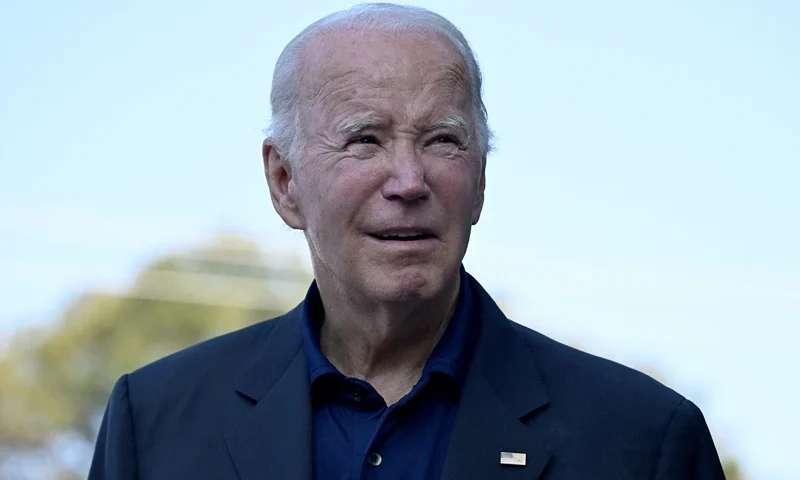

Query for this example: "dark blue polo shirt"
[300,267,478,480]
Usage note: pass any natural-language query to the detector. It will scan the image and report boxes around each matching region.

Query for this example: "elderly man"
[89,3,725,480]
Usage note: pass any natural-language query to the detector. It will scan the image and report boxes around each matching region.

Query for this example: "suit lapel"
[224,308,313,480]
[221,275,552,480]
[441,277,553,480]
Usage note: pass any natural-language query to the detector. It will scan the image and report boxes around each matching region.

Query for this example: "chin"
[367,263,455,304]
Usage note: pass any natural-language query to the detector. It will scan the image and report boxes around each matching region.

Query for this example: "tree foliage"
[723,460,744,480]
[0,234,311,477]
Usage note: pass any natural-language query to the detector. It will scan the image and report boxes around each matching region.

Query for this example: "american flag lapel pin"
[500,451,527,466]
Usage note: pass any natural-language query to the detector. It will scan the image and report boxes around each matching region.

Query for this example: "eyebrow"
[337,117,385,136]
[335,114,473,139]
[426,114,471,139]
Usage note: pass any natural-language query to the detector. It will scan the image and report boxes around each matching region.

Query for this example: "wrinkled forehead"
[297,29,472,118]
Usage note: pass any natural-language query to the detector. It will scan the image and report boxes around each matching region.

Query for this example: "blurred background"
[1,0,798,478]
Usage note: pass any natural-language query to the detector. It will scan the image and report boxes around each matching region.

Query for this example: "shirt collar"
[300,266,479,393]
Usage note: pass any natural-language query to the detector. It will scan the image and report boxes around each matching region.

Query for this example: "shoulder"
[509,320,685,416]
[125,308,293,399]
[496,320,723,476]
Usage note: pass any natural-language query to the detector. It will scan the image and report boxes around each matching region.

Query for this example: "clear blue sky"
[1,0,798,477]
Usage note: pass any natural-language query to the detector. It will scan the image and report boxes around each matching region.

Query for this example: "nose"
[381,143,431,202]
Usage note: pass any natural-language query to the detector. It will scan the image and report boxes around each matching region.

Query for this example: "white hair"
[265,3,494,164]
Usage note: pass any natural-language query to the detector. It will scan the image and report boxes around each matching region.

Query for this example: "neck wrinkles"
[317,272,460,383]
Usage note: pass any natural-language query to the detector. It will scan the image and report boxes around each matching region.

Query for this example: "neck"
[316,273,461,405]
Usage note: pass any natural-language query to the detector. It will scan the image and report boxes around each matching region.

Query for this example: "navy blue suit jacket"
[89,275,725,479]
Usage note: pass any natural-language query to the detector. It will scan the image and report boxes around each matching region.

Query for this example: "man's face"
[273,29,485,303]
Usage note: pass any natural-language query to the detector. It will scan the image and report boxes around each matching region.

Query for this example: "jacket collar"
[224,306,313,480]
[224,273,552,480]
[440,273,552,480]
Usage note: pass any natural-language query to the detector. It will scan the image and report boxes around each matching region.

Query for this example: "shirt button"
[367,452,382,467]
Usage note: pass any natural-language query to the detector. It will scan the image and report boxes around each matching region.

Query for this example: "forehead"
[299,29,471,124]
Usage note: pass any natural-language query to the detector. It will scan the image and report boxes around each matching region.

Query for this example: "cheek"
[428,162,481,212]
[303,164,379,234]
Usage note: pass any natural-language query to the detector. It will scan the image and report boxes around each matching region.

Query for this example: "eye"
[349,135,379,145]
[431,134,459,144]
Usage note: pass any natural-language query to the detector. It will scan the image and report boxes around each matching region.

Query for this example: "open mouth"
[369,232,435,241]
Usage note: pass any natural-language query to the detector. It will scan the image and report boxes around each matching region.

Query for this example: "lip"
[367,234,438,250]
[369,227,437,238]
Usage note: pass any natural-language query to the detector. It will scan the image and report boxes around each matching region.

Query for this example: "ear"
[471,156,486,225]
[263,139,306,230]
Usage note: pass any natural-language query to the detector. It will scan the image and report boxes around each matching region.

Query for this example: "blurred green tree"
[723,459,745,480]
[0,234,311,478]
